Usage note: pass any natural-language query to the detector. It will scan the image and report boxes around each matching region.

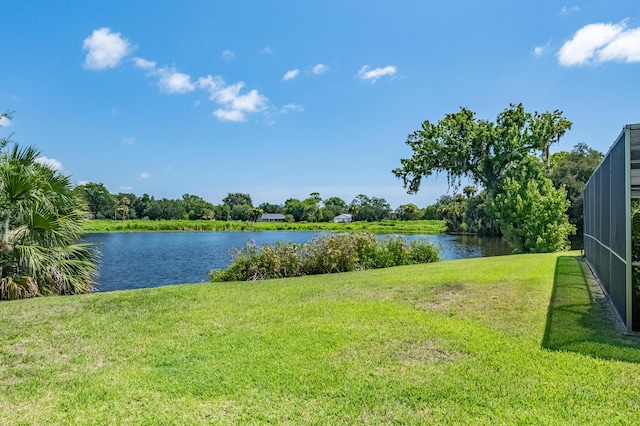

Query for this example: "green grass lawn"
[82,219,446,234]
[2,252,640,424]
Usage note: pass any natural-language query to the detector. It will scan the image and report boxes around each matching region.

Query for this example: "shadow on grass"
[542,256,640,362]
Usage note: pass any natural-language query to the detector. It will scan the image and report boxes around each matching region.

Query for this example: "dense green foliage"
[209,232,439,281]
[429,192,500,236]
[348,194,392,222]
[493,158,574,252]
[549,143,603,236]
[73,182,114,219]
[393,103,571,195]
[394,104,576,252]
[0,117,98,299]
[2,252,640,424]
[427,143,602,241]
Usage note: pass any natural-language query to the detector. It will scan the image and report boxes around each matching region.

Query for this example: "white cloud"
[83,28,133,70]
[235,90,267,112]
[35,156,63,171]
[280,103,304,113]
[312,64,329,74]
[557,21,640,66]
[133,57,156,69]
[0,115,12,127]
[560,6,580,16]
[222,50,235,59]
[156,68,195,94]
[533,41,551,56]
[260,46,274,54]
[77,180,89,186]
[121,137,136,144]
[357,65,397,82]
[119,186,133,191]
[140,172,152,179]
[213,109,246,122]
[283,69,299,81]
[134,55,196,95]
[598,27,640,63]
[197,75,225,92]
[198,75,268,122]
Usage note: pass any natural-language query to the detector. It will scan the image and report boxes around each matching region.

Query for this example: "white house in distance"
[333,213,352,223]
[258,213,286,222]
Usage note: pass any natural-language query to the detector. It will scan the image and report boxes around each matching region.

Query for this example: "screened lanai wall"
[584,124,640,332]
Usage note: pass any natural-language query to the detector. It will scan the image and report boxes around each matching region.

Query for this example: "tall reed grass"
[209,232,439,281]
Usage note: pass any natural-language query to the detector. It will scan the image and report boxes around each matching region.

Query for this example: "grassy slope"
[82,219,446,234]
[2,252,640,424]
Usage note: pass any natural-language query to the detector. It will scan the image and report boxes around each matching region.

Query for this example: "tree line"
[74,185,439,223]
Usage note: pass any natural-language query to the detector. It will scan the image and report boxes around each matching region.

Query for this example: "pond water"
[82,231,512,292]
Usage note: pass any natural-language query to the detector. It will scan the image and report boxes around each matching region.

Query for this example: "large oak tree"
[393,103,575,252]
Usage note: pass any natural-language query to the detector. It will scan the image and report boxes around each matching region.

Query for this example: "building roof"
[260,213,286,220]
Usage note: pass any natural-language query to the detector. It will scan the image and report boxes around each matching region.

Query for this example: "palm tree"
[463,185,477,199]
[0,143,98,300]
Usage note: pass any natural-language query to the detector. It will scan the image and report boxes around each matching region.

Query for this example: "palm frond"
[0,142,99,299]
[0,276,38,300]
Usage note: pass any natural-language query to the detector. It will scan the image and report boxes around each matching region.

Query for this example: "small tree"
[222,193,253,209]
[182,194,214,220]
[76,182,115,219]
[493,159,574,253]
[231,204,252,221]
[395,203,421,221]
[284,198,305,222]
[250,208,264,222]
[349,194,392,222]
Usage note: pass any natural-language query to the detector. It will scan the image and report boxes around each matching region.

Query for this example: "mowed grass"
[2,252,640,424]
[82,219,446,235]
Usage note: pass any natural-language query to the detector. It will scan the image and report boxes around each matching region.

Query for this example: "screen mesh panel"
[584,129,630,330]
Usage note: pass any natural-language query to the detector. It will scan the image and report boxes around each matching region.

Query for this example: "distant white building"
[332,213,352,223]
[258,213,286,222]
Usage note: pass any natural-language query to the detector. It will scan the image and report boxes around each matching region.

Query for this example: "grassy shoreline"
[2,251,640,424]
[82,219,446,234]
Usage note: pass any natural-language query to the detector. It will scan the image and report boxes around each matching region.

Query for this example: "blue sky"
[1,1,639,208]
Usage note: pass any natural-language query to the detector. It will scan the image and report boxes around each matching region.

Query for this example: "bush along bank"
[209,232,439,282]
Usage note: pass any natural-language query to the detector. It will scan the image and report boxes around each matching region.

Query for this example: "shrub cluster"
[209,232,439,282]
